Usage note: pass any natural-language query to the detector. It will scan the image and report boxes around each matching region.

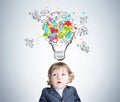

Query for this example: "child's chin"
[56,85,65,89]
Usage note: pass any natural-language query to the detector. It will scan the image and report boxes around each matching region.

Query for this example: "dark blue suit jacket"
[39,85,81,102]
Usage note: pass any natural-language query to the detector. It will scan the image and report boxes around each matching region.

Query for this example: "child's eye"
[52,74,57,76]
[62,73,66,76]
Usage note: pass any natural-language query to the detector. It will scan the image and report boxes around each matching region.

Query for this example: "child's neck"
[55,87,65,97]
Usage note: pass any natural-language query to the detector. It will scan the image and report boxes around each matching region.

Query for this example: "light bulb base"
[54,51,65,61]
[49,39,73,60]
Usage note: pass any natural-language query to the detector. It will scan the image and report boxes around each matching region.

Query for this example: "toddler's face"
[51,67,69,89]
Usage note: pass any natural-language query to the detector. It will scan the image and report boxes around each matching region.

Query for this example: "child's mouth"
[57,81,62,83]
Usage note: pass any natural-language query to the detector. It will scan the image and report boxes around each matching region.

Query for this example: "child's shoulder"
[66,85,76,90]
[42,87,51,91]
[66,85,77,92]
[41,86,51,94]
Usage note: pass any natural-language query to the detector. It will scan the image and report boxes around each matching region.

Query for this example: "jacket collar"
[49,85,72,99]
[49,85,62,99]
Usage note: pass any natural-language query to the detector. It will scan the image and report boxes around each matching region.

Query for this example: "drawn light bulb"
[41,11,76,60]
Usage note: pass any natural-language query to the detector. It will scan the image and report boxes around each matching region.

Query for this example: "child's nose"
[57,74,62,79]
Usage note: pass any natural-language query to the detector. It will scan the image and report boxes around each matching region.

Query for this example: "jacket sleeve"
[39,89,47,102]
[74,87,81,102]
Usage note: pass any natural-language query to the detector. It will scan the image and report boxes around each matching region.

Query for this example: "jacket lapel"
[50,86,62,100]
[62,86,73,97]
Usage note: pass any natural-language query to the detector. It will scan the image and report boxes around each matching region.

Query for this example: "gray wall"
[0,0,120,102]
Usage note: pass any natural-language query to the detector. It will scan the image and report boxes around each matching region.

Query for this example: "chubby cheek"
[66,77,70,84]
[67,80,70,84]
[51,78,57,84]
[66,79,70,84]
[63,78,69,84]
